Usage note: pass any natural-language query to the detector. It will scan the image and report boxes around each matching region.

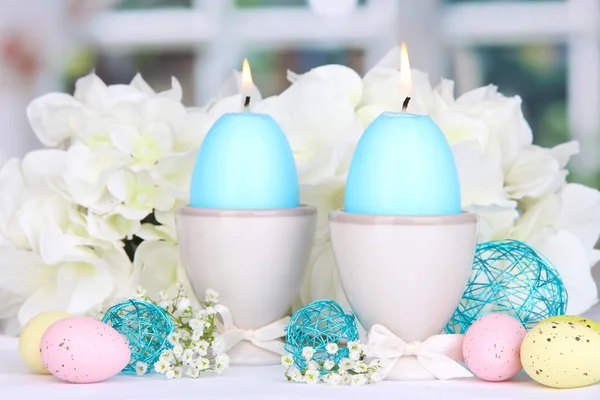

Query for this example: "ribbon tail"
[418,353,473,380]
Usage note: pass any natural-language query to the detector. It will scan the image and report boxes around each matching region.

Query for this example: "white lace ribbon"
[367,324,473,380]
[215,304,289,355]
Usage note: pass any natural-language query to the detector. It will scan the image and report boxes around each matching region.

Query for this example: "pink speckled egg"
[463,313,526,381]
[40,316,130,384]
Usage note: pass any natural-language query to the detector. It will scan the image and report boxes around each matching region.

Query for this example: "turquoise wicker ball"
[102,299,174,374]
[445,239,568,334]
[285,299,359,370]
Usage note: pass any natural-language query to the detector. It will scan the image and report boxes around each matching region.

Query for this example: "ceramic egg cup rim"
[176,204,316,218]
[329,210,477,226]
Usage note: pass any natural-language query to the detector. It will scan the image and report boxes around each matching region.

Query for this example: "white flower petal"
[133,240,180,298]
[452,140,505,206]
[530,230,598,314]
[130,73,156,96]
[557,183,600,253]
[21,149,66,188]
[26,93,82,146]
[106,170,135,203]
[57,258,115,315]
[74,72,110,109]
[550,140,580,169]
[110,125,140,156]
[288,65,363,107]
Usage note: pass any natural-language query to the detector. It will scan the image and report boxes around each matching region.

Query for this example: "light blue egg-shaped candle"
[345,112,461,215]
[190,113,299,209]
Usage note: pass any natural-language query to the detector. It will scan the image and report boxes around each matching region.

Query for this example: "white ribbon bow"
[367,324,473,380]
[215,304,289,355]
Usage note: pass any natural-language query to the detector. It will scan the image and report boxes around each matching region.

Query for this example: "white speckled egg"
[521,320,600,388]
[40,316,130,384]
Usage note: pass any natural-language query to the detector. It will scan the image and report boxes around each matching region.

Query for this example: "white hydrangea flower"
[325,343,338,355]
[302,346,315,360]
[304,369,320,384]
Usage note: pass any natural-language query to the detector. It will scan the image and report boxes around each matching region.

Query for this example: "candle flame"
[400,42,413,96]
[242,58,253,93]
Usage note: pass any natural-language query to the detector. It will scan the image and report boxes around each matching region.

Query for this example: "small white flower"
[351,374,367,386]
[290,369,304,382]
[305,369,320,384]
[307,360,319,370]
[195,309,208,319]
[369,372,382,383]
[205,306,216,316]
[159,350,175,363]
[215,362,228,374]
[185,368,200,378]
[191,330,204,341]
[325,343,339,355]
[339,358,354,371]
[347,341,361,353]
[349,351,360,361]
[133,286,146,298]
[135,361,148,375]
[367,359,381,369]
[193,340,210,356]
[323,360,335,371]
[158,299,171,308]
[176,297,191,311]
[172,344,184,356]
[189,318,204,331]
[165,368,176,379]
[353,361,367,373]
[302,346,315,360]
[172,366,184,379]
[205,289,219,303]
[167,332,181,346]
[158,290,169,300]
[182,349,194,365]
[204,321,212,330]
[154,359,170,373]
[212,336,225,354]
[281,354,294,368]
[328,372,341,386]
[198,357,210,370]
[179,330,191,340]
[216,353,230,367]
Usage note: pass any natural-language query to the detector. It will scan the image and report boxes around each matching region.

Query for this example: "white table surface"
[2,304,600,400]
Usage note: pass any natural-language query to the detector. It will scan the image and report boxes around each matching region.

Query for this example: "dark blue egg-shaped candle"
[345,112,461,215]
[190,113,299,209]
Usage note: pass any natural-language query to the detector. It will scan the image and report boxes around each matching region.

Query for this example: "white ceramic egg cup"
[329,211,478,380]
[175,205,317,366]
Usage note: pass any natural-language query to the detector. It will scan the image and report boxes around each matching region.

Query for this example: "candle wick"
[402,97,411,113]
[243,95,251,112]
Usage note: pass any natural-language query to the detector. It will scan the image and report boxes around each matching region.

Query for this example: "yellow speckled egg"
[521,320,600,388]
[18,311,71,374]
[542,315,600,334]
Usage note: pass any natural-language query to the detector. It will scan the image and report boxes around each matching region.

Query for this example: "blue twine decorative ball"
[445,239,568,334]
[285,299,359,370]
[102,299,174,374]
